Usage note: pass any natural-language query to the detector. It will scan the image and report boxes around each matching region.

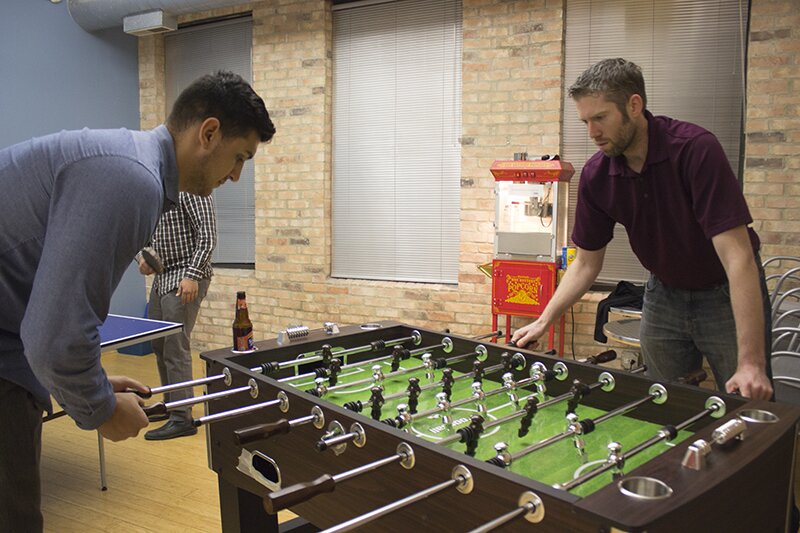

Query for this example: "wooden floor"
[41,350,800,532]
[41,351,295,532]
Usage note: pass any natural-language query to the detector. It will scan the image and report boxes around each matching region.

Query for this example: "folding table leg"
[97,431,107,491]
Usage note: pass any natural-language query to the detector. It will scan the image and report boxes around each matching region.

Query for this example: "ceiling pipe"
[67,0,248,33]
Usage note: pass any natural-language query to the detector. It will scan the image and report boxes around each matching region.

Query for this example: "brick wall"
[136,0,800,358]
[745,0,800,267]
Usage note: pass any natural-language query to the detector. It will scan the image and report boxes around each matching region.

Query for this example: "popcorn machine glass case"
[492,158,574,260]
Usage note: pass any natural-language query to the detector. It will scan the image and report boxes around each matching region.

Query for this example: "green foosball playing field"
[282,352,693,499]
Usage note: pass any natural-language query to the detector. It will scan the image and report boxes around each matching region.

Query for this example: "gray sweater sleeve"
[21,155,163,429]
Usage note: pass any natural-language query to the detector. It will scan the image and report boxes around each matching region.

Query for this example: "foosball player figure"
[369,386,385,421]
[422,353,434,382]
[306,377,327,398]
[320,344,333,368]
[567,379,591,416]
[371,364,385,387]
[502,372,521,409]
[456,414,485,457]
[328,357,342,387]
[441,367,454,401]
[384,403,412,429]
[607,441,625,480]
[391,345,410,372]
[530,365,547,403]
[518,396,540,438]
[406,377,422,414]
[500,351,513,374]
[472,359,485,385]
[567,412,589,463]
[471,382,487,414]
[435,392,453,431]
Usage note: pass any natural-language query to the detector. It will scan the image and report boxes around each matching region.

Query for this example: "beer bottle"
[232,291,255,352]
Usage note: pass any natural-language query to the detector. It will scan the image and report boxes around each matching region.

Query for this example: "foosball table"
[193,322,799,532]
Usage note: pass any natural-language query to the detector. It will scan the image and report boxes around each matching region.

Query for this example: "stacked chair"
[764,256,800,404]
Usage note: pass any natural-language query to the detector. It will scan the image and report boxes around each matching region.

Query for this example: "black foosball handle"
[142,402,166,417]
[234,419,292,445]
[264,474,337,514]
[677,369,708,386]
[584,350,617,365]
[126,387,153,399]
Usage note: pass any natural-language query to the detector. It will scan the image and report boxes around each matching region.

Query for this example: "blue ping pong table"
[66,314,182,490]
[100,313,183,353]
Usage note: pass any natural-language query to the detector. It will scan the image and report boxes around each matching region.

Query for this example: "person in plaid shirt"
[137,191,216,440]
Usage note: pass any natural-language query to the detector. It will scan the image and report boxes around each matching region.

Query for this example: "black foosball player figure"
[406,377,421,414]
[472,359,485,385]
[328,357,342,387]
[390,345,410,372]
[369,386,385,421]
[320,344,333,369]
[457,414,485,457]
[566,379,591,416]
[518,396,539,438]
[500,351,513,374]
[441,367,454,401]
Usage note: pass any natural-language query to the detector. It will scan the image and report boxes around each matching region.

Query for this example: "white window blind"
[332,0,462,284]
[563,0,748,284]
[165,16,255,265]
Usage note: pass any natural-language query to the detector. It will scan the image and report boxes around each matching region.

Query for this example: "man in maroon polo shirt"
[511,58,772,400]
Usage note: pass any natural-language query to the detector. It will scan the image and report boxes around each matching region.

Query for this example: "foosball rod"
[263,443,415,513]
[392,369,540,429]
[234,406,325,445]
[494,383,668,466]
[133,331,425,399]
[143,378,258,418]
[261,330,423,375]
[555,395,727,491]
[440,363,616,446]
[472,329,503,341]
[279,336,454,385]
[319,465,474,533]
[193,391,290,427]
[307,343,484,397]
[345,352,531,413]
[466,491,545,533]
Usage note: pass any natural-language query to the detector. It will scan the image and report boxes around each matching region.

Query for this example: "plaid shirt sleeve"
[183,193,217,281]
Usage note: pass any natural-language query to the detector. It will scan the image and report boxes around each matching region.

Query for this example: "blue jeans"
[640,257,772,390]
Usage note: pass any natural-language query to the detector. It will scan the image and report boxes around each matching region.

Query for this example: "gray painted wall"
[1,0,146,317]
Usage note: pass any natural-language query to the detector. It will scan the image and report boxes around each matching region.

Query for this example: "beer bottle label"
[233,327,254,352]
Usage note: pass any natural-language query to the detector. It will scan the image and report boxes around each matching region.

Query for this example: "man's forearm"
[728,259,767,368]
[538,254,602,327]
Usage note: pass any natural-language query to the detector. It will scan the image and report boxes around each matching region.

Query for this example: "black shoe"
[144,420,198,441]
[147,413,169,423]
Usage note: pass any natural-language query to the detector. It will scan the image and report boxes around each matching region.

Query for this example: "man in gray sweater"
[0,71,275,532]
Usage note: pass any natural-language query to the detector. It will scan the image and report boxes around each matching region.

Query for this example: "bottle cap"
[237,291,246,299]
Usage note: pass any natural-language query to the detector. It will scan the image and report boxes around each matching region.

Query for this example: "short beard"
[606,110,635,158]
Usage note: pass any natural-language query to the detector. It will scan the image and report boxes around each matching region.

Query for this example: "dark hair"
[167,70,275,142]
[568,58,647,113]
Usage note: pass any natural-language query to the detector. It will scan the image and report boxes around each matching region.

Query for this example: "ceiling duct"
[67,0,248,33]
[123,10,177,36]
